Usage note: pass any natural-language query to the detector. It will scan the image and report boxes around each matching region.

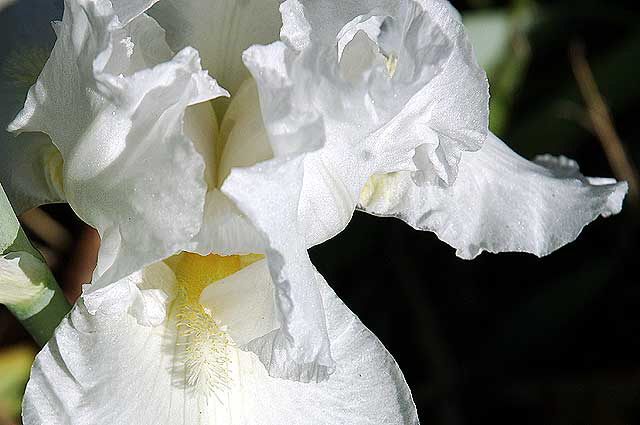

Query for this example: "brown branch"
[19,208,73,253]
[58,224,100,303]
[569,42,640,207]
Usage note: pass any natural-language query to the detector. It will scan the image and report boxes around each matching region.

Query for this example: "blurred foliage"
[464,0,534,134]
[0,345,34,421]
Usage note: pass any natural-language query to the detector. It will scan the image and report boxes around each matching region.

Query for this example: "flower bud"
[0,251,56,320]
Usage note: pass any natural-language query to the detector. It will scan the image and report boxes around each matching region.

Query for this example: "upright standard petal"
[22,263,418,425]
[245,0,489,248]
[359,132,627,258]
[109,0,159,25]
[222,0,487,380]
[0,0,65,213]
[149,0,282,95]
[8,0,228,293]
[186,79,271,257]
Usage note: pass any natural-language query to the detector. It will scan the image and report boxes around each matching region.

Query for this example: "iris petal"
[359,132,627,258]
[23,266,418,425]
[149,0,282,96]
[226,0,487,380]
[8,0,227,293]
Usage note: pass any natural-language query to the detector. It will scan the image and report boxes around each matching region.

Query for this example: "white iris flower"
[0,0,626,424]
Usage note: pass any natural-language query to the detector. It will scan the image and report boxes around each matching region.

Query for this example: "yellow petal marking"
[172,253,242,304]
[385,53,398,78]
[167,252,263,398]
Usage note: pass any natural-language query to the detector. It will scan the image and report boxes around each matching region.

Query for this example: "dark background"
[1,0,639,424]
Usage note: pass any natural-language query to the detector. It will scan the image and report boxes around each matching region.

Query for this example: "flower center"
[385,53,399,78]
[214,78,274,187]
[169,252,262,398]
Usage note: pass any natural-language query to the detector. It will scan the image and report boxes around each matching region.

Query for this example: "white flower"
[0,0,626,423]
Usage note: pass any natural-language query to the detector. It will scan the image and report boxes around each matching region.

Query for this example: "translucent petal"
[183,96,219,189]
[110,0,159,25]
[8,1,227,291]
[148,0,282,95]
[0,132,64,214]
[200,259,278,347]
[217,79,274,185]
[23,268,418,425]
[359,132,627,258]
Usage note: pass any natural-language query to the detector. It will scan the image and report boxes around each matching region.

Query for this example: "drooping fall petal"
[359,132,627,258]
[22,261,418,425]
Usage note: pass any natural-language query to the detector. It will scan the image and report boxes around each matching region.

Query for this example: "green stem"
[6,288,69,347]
[1,184,71,346]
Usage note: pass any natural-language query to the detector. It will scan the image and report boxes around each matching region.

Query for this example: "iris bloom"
[0,0,626,423]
